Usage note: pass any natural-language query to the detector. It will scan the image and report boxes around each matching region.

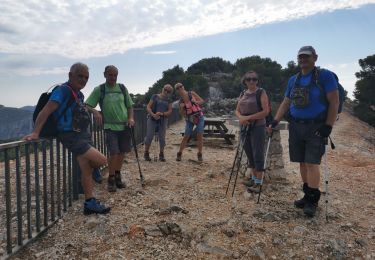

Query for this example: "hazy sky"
[0,0,374,107]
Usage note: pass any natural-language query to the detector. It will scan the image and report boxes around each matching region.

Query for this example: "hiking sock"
[255,177,263,185]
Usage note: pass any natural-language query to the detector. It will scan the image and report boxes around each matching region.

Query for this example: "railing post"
[25,143,32,239]
[4,149,12,254]
[15,146,23,246]
[34,142,41,233]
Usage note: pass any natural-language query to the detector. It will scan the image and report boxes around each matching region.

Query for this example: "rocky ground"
[10,111,375,260]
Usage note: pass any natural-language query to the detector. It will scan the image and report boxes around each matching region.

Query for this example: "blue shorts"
[184,116,205,136]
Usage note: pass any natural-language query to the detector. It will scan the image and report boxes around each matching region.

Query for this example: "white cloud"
[144,50,177,55]
[0,66,68,76]
[0,0,374,59]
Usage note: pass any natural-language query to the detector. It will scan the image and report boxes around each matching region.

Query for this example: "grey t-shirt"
[151,94,171,113]
[238,89,265,126]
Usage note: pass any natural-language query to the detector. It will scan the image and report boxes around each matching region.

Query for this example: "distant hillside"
[20,106,35,112]
[0,105,33,141]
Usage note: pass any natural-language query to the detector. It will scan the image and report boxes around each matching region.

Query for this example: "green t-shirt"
[85,83,134,131]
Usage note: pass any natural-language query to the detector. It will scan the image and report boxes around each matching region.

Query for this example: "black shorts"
[289,121,326,164]
[105,129,132,155]
[58,131,93,155]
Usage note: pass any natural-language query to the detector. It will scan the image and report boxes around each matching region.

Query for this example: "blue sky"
[0,0,374,108]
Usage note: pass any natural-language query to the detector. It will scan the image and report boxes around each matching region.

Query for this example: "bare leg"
[115,153,125,171]
[144,144,151,153]
[305,163,320,189]
[178,135,190,154]
[300,163,308,183]
[196,133,203,154]
[108,154,117,176]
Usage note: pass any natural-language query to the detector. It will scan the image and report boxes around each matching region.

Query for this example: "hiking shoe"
[294,196,308,209]
[303,202,318,217]
[176,152,182,161]
[159,152,166,162]
[92,168,103,184]
[107,175,117,192]
[115,172,126,189]
[197,152,203,162]
[84,198,111,215]
[247,184,262,194]
[144,152,151,161]
[242,178,255,187]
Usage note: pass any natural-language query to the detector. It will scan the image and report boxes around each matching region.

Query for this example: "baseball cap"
[298,46,316,56]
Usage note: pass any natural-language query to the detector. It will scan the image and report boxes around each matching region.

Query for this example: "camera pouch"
[291,87,310,108]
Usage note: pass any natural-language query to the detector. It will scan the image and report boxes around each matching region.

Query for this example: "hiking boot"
[176,152,182,161]
[303,202,318,217]
[115,172,126,189]
[294,196,308,209]
[83,198,111,215]
[159,152,166,162]
[242,178,255,187]
[144,152,151,161]
[294,183,308,209]
[247,183,262,194]
[92,168,102,184]
[303,187,321,217]
[197,152,203,162]
[107,175,117,192]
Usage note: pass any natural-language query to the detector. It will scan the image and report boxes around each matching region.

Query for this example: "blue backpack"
[293,67,345,114]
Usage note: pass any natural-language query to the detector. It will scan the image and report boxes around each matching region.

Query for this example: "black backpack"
[239,88,273,125]
[33,85,74,138]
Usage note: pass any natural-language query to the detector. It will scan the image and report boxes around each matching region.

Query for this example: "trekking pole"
[324,137,330,222]
[130,126,145,187]
[225,125,247,195]
[231,134,247,197]
[257,131,273,204]
[153,122,159,162]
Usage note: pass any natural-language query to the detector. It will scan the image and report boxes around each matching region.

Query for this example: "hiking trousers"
[241,125,266,171]
[144,117,168,149]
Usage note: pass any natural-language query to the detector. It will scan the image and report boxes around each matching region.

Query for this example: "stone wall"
[265,121,288,180]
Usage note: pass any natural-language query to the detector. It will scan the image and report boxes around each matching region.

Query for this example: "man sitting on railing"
[24,62,111,215]
[85,65,135,192]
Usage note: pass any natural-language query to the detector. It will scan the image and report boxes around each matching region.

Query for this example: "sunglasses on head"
[245,77,258,82]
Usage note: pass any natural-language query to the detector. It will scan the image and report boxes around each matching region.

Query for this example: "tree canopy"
[353,54,375,126]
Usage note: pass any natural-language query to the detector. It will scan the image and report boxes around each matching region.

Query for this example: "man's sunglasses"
[164,89,172,94]
[245,77,258,82]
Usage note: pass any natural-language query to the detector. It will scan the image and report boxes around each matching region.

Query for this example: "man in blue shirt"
[24,63,111,215]
[270,46,339,217]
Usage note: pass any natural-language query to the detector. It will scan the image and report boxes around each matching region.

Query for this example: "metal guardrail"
[0,108,181,259]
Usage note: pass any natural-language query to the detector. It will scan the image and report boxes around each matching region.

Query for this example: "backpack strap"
[98,83,106,111]
[119,83,129,109]
[99,83,130,113]
[255,88,264,112]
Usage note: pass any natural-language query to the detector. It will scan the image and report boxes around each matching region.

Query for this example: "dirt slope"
[13,111,374,259]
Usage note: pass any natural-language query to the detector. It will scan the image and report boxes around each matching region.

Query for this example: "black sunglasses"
[164,89,172,94]
[245,77,258,82]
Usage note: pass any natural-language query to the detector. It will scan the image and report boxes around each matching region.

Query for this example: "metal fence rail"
[0,108,180,259]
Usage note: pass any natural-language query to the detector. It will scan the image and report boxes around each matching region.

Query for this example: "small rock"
[222,229,235,238]
[196,243,232,257]
[34,251,45,258]
[86,216,101,229]
[128,224,145,238]
[355,238,367,247]
[293,226,307,234]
